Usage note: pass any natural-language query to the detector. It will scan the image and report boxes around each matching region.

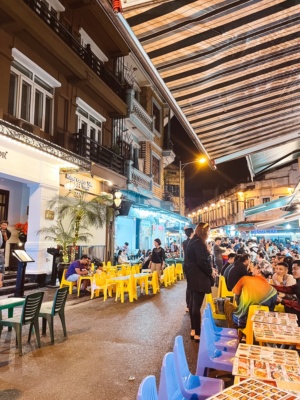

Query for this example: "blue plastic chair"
[204,303,238,338]
[173,336,224,400]
[137,375,158,400]
[203,313,238,351]
[158,352,198,400]
[196,318,235,377]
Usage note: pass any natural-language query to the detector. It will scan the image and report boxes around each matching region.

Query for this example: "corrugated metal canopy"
[123,0,300,172]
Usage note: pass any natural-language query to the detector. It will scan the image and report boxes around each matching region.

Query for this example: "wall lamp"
[113,191,122,208]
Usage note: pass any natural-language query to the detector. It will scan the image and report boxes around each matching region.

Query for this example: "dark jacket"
[185,236,212,293]
[227,261,249,291]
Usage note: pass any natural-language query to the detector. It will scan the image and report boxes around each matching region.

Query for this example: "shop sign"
[66,174,93,191]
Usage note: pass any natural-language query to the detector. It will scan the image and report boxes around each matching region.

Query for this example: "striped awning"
[123,1,300,170]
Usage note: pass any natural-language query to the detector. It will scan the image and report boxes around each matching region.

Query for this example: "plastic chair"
[158,352,191,400]
[173,336,224,399]
[160,266,170,287]
[175,263,184,280]
[60,269,76,294]
[137,375,158,400]
[205,293,226,320]
[169,265,176,284]
[148,271,160,294]
[238,304,269,345]
[106,261,111,267]
[217,276,234,299]
[203,303,238,338]
[0,292,44,356]
[115,275,137,303]
[196,318,235,376]
[39,287,68,344]
[90,273,112,301]
[274,303,285,312]
[204,313,238,351]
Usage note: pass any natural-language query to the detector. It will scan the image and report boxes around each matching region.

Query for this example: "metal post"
[179,160,182,215]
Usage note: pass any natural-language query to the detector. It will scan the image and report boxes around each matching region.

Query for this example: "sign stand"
[12,250,35,297]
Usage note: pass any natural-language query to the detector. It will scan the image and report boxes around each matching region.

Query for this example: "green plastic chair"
[39,287,68,344]
[0,291,44,356]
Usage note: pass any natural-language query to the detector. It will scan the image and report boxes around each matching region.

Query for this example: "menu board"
[252,310,298,326]
[235,344,299,364]
[233,344,300,382]
[13,250,34,263]
[205,378,298,400]
[253,322,300,343]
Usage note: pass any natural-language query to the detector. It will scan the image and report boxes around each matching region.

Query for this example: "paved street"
[0,281,200,400]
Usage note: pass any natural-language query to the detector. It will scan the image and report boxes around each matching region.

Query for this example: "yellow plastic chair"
[106,261,111,268]
[121,265,127,276]
[239,304,269,345]
[90,273,112,301]
[60,269,76,294]
[169,264,176,284]
[160,266,171,287]
[205,293,226,321]
[148,271,160,294]
[217,276,235,299]
[274,303,285,312]
[175,263,184,280]
[115,275,137,303]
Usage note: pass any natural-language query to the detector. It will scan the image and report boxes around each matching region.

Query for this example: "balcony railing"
[132,98,153,132]
[23,0,126,101]
[75,131,124,175]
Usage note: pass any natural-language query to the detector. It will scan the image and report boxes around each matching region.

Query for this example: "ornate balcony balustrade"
[23,0,126,101]
[75,131,124,175]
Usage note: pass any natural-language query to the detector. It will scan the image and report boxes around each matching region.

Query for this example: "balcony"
[126,90,154,141]
[125,160,153,198]
[23,0,126,102]
[75,131,124,175]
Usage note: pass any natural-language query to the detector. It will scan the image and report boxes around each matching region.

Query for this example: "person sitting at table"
[272,261,296,286]
[142,252,152,270]
[272,260,300,325]
[227,253,252,291]
[225,264,277,328]
[65,254,90,293]
[221,252,236,276]
[117,250,129,265]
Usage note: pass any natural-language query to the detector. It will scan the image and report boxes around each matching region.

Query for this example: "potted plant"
[15,221,28,243]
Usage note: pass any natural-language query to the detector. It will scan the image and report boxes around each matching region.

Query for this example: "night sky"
[170,117,251,209]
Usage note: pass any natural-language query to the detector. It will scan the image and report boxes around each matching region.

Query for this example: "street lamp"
[179,157,206,215]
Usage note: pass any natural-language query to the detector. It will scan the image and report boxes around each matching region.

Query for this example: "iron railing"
[23,0,127,101]
[75,130,124,175]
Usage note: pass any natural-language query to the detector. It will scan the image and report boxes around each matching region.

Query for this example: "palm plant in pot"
[46,190,114,261]
[38,220,92,263]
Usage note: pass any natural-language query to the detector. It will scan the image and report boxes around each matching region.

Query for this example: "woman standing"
[185,222,214,342]
[150,238,165,278]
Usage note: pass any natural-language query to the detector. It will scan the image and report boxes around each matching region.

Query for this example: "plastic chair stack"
[204,313,238,351]
[196,317,235,376]
[136,375,158,400]
[173,336,224,399]
[203,303,238,338]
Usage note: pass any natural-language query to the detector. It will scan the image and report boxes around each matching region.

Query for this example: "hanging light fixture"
[113,191,122,208]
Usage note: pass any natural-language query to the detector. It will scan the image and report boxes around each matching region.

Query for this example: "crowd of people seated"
[213,236,300,328]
